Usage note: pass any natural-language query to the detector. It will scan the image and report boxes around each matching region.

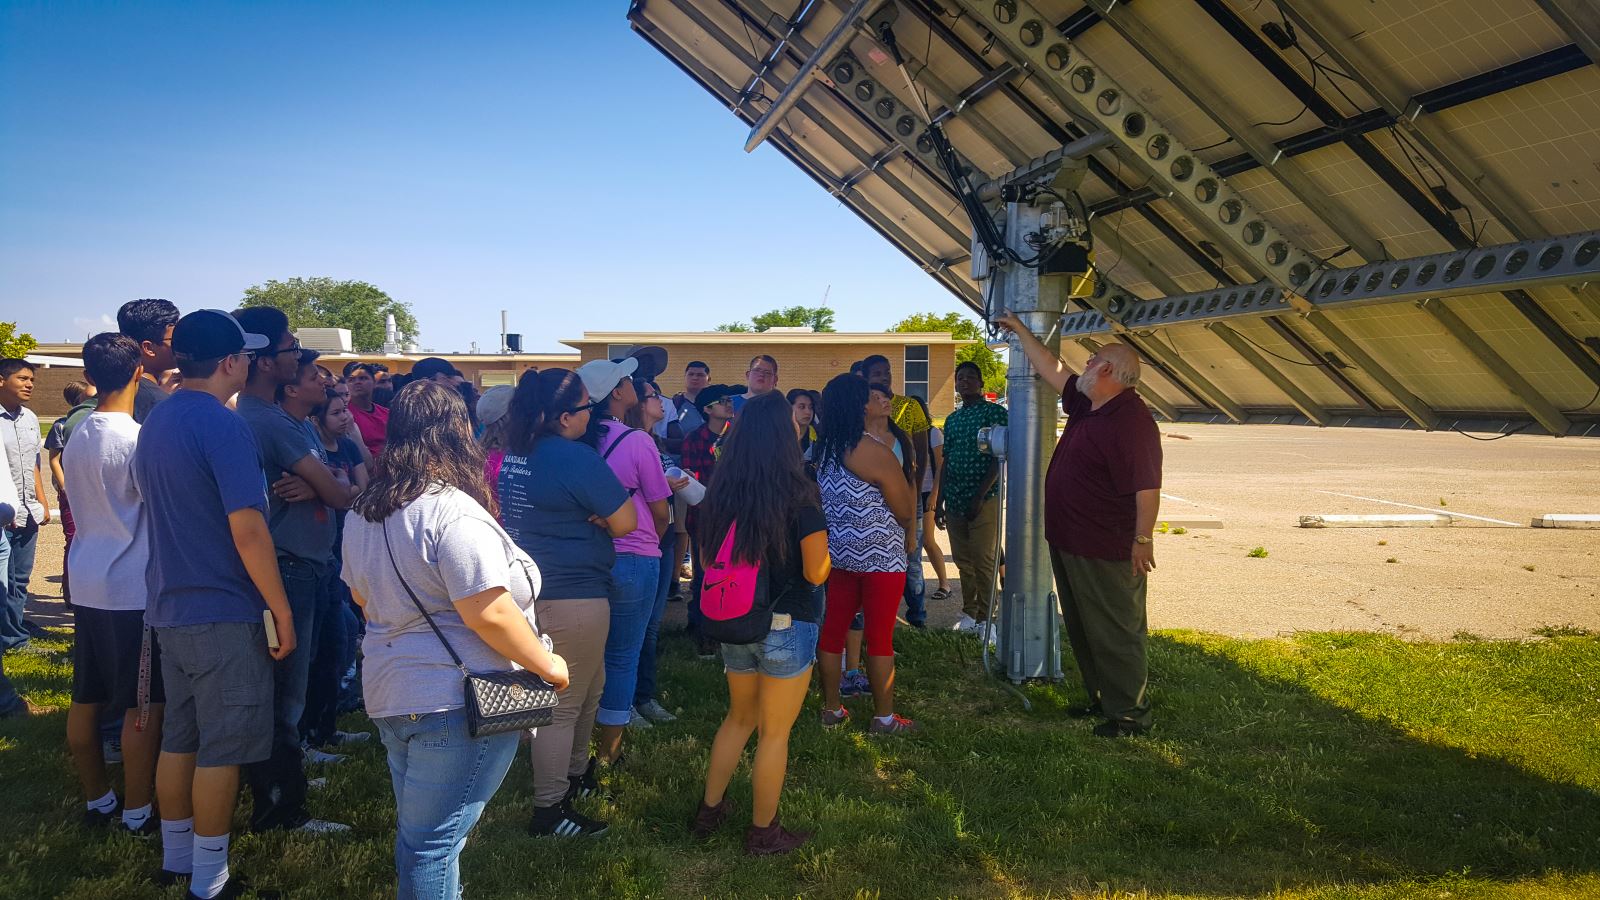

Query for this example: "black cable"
[1231,326,1334,368]
[1561,383,1600,414]
[1190,137,1236,153]
[1451,422,1532,441]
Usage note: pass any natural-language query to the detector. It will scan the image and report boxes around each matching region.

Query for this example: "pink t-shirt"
[597,420,672,557]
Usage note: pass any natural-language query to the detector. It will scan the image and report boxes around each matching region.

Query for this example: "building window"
[903,344,929,403]
[480,371,517,387]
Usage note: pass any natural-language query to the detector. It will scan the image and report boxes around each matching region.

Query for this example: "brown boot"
[744,819,810,856]
[689,798,728,839]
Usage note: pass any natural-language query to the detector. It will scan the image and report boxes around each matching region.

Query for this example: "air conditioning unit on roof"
[294,328,353,353]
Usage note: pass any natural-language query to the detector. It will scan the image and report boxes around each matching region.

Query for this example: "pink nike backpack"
[699,520,775,644]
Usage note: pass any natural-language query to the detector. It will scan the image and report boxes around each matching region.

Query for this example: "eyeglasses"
[258,340,302,358]
[565,398,604,416]
[748,367,776,378]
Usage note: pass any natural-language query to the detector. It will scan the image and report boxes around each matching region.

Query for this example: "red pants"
[820,569,906,657]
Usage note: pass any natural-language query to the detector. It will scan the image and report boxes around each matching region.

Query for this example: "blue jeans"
[376,707,519,900]
[902,495,926,626]
[0,530,20,715]
[634,531,676,707]
[597,553,660,727]
[245,555,327,830]
[300,570,348,746]
[1,519,39,650]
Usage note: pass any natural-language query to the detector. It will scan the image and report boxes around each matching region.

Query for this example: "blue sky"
[0,1,967,352]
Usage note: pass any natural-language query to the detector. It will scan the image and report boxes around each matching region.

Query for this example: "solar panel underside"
[630,0,1600,431]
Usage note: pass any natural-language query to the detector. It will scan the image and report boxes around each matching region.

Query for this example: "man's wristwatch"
[1133,535,1153,545]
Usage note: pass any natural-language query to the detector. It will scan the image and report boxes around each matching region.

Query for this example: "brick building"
[27,330,974,418]
[563,330,971,418]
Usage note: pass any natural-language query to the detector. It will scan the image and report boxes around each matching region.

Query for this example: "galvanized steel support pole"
[997,202,1064,684]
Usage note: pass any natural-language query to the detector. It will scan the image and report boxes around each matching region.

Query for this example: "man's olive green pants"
[1049,549,1152,728]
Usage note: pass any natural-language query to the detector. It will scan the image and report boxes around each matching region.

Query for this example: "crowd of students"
[0,305,1039,899]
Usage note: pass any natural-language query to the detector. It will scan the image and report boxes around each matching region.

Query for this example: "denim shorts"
[721,618,819,679]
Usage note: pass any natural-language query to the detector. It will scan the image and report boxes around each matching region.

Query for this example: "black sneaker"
[566,756,603,800]
[123,816,159,837]
[1066,703,1102,719]
[83,800,122,829]
[1092,719,1149,739]
[528,800,609,837]
[186,875,279,900]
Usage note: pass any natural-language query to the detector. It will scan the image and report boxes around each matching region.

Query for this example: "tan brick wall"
[28,365,90,418]
[570,340,963,418]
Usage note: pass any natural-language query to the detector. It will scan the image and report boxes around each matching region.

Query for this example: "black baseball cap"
[171,309,270,361]
[411,357,463,380]
[693,383,740,414]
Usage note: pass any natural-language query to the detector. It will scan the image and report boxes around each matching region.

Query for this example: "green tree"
[240,277,420,352]
[887,311,1006,397]
[0,322,38,359]
[716,305,837,333]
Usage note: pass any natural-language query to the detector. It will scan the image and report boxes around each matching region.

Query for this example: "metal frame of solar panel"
[628,0,1600,436]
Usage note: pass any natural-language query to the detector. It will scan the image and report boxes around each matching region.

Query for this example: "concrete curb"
[1530,514,1600,529]
[1299,514,1453,528]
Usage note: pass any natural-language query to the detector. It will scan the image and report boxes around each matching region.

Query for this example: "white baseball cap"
[576,357,639,402]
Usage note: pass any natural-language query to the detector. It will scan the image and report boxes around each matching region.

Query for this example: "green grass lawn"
[3,627,1597,899]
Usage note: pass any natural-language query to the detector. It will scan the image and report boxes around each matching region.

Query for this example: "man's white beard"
[1077,366,1100,396]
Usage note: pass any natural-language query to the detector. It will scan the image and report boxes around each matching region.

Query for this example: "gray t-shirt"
[342,486,540,718]
[237,394,335,564]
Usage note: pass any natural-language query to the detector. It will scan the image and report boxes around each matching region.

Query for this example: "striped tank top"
[818,456,906,573]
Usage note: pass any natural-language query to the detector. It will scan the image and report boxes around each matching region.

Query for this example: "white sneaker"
[332,730,372,745]
[294,817,351,834]
[304,747,346,765]
[627,707,654,729]
[636,700,677,723]
[951,614,979,634]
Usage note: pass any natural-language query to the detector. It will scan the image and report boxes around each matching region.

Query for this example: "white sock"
[86,789,118,814]
[160,817,194,874]
[875,714,896,726]
[191,832,231,899]
[121,803,152,830]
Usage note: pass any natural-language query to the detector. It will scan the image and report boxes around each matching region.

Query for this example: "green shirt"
[940,399,1007,512]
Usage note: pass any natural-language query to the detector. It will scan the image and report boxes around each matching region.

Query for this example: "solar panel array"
[629,0,1600,434]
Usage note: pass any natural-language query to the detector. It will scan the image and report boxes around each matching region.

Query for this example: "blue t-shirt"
[133,390,270,627]
[499,436,628,600]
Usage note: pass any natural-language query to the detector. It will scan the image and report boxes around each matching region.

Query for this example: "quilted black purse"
[383,518,558,737]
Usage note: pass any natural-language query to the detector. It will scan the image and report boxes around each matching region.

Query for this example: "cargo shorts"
[156,621,274,767]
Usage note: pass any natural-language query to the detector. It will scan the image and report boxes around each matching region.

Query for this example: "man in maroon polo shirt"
[996,311,1162,737]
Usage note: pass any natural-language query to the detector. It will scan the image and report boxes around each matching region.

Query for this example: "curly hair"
[353,380,494,521]
[813,373,868,472]
[697,391,819,569]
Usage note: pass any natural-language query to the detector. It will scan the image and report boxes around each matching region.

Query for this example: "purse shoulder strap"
[382,515,469,676]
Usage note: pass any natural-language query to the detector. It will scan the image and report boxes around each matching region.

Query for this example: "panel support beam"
[1535,0,1600,66]
[1418,299,1572,435]
[1081,0,1385,263]
[745,0,871,152]
[1207,323,1332,425]
[1303,311,1438,430]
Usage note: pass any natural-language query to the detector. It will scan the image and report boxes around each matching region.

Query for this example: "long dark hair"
[698,391,819,568]
[354,381,494,521]
[815,373,868,471]
[506,367,587,455]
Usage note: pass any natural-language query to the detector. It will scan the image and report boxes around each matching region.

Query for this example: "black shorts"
[71,606,165,709]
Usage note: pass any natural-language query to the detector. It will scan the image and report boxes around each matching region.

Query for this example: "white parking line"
[1314,491,1523,527]
[1161,492,1224,510]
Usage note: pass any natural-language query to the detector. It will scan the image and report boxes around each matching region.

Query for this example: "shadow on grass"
[1,628,1596,899]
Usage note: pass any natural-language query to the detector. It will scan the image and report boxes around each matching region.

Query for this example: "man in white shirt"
[63,333,164,834]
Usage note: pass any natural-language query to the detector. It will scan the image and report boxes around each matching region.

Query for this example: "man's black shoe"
[1092,720,1149,739]
[1066,704,1101,719]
